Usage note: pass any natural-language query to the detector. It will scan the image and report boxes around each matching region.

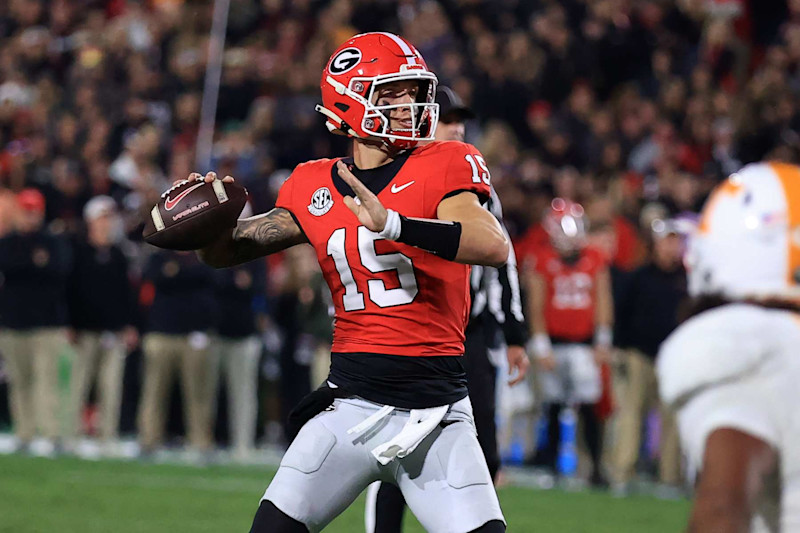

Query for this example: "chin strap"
[315,104,358,137]
[315,103,398,149]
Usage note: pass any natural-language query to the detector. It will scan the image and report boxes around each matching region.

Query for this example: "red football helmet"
[316,32,439,150]
[543,198,587,253]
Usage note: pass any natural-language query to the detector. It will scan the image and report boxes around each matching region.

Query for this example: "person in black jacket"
[611,219,687,492]
[138,249,218,455]
[274,245,334,443]
[0,188,73,454]
[67,196,138,448]
[211,256,267,460]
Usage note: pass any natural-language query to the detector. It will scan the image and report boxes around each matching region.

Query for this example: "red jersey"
[532,244,607,342]
[275,141,491,357]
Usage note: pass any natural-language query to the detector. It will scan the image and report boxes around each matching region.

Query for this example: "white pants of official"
[263,396,505,533]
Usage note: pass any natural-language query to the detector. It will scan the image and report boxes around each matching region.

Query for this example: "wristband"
[379,209,402,241]
[595,325,613,347]
[526,333,552,359]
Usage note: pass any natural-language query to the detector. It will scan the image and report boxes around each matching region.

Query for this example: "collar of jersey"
[331,149,415,198]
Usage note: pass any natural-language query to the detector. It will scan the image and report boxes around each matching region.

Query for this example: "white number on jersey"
[327,228,365,311]
[465,154,491,185]
[552,273,593,309]
[327,227,419,311]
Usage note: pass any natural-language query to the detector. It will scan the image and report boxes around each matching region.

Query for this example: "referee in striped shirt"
[365,87,530,533]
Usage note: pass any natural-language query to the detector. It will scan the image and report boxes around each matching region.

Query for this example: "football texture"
[143,179,247,251]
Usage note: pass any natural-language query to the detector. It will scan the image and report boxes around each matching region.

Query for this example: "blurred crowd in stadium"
[0,0,796,493]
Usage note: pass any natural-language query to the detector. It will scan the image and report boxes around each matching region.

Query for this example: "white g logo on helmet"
[329,48,362,75]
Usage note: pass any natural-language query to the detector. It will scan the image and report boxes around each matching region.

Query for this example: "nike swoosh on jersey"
[391,181,415,193]
[165,182,205,211]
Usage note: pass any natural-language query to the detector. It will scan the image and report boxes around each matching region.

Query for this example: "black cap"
[435,86,475,123]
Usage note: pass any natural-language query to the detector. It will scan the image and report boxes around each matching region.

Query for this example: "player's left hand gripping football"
[337,160,388,232]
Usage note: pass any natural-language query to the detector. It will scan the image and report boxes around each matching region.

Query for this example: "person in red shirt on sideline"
[523,198,613,487]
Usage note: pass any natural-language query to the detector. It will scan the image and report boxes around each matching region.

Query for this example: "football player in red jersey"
[185,33,520,533]
[524,198,613,488]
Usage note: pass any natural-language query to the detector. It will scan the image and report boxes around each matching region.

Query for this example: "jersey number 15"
[327,226,419,311]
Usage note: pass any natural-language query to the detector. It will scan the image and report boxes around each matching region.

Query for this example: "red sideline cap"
[17,188,45,211]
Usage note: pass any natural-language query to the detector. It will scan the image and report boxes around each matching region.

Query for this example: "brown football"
[142,179,248,251]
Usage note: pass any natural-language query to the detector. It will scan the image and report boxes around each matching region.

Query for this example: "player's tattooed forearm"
[234,208,298,247]
[200,208,306,267]
[230,208,307,260]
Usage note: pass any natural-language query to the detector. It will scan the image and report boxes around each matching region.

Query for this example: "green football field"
[0,454,689,532]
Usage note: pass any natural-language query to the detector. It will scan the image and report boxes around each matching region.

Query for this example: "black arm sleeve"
[397,215,462,261]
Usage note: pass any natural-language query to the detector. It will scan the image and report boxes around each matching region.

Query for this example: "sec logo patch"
[309,187,334,216]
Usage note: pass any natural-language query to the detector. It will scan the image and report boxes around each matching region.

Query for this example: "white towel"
[371,405,449,465]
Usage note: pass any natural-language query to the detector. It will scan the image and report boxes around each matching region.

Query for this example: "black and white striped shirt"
[469,187,527,349]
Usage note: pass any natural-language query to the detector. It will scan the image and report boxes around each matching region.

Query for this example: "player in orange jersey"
[187,33,526,533]
[524,198,613,487]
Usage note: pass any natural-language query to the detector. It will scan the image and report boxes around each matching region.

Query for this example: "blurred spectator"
[211,254,267,461]
[43,156,91,234]
[0,188,16,237]
[584,196,643,272]
[611,219,687,493]
[67,196,138,449]
[138,250,217,455]
[274,245,332,441]
[109,124,167,197]
[0,189,72,454]
[217,48,259,126]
